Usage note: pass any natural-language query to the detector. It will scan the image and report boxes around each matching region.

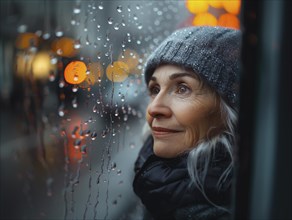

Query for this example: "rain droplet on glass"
[50,57,58,65]
[55,30,63,37]
[74,40,81,49]
[101,130,107,138]
[81,145,87,154]
[72,85,78,92]
[114,109,119,117]
[91,131,97,140]
[57,48,63,55]
[71,126,79,138]
[84,130,91,137]
[114,23,120,30]
[73,75,79,82]
[73,7,81,14]
[117,6,123,13]
[123,114,128,122]
[108,17,113,25]
[59,80,65,88]
[49,71,56,82]
[43,32,51,40]
[17,24,27,33]
[111,162,116,170]
[58,105,65,117]
[112,129,116,136]
[121,95,125,102]
[74,139,81,149]
[71,19,76,26]
[137,23,143,30]
[93,105,97,113]
[157,11,163,16]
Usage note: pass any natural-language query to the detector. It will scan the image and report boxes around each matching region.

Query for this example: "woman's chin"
[153,145,176,159]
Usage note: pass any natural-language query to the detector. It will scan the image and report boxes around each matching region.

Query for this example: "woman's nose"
[147,94,171,118]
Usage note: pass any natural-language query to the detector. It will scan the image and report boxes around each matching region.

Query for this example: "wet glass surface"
[0,1,189,219]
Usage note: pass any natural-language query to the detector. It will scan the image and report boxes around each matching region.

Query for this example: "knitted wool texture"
[144,26,241,107]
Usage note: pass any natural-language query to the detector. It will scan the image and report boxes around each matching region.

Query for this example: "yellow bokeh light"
[32,52,56,80]
[222,0,241,15]
[193,12,217,26]
[64,61,87,85]
[79,62,104,88]
[15,33,39,49]
[118,49,139,70]
[106,61,129,82]
[186,0,209,14]
[15,52,34,77]
[51,37,78,58]
[118,49,140,74]
[218,13,240,29]
[208,0,223,8]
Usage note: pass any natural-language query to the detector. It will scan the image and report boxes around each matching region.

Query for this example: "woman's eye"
[177,84,190,94]
[148,85,160,96]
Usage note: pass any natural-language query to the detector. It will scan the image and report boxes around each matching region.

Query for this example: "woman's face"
[146,64,222,158]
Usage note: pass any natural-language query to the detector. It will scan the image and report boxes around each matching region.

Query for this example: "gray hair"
[187,98,238,212]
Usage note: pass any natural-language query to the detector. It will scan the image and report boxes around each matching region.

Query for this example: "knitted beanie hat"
[144,26,242,107]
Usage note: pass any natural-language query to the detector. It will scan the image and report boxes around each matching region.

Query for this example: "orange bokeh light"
[64,61,87,85]
[186,0,209,14]
[51,37,78,58]
[192,12,217,26]
[222,0,241,15]
[106,61,129,82]
[15,33,40,49]
[218,13,240,29]
[79,62,104,88]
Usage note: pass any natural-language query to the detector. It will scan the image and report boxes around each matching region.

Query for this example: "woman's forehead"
[151,65,199,81]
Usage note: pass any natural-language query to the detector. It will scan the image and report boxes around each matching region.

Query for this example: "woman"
[133,26,241,220]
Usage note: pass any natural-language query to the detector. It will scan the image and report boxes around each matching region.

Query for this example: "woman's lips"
[151,127,182,137]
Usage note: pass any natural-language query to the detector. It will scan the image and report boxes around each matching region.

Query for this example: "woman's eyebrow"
[149,72,197,82]
[149,76,157,82]
[169,72,197,80]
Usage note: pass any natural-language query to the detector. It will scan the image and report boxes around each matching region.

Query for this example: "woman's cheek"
[184,126,200,149]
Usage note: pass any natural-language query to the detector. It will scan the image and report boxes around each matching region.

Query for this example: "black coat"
[133,136,232,220]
